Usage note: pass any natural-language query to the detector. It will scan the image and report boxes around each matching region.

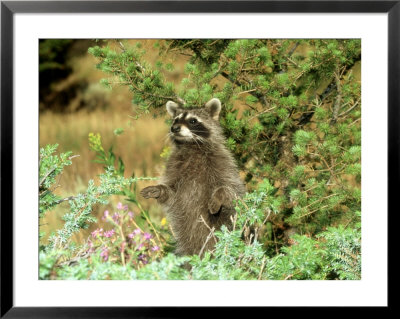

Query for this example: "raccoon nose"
[171,125,181,133]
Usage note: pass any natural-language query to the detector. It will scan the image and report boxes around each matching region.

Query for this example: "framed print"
[1,0,396,317]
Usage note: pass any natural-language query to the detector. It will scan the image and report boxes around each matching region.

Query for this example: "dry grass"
[40,109,168,191]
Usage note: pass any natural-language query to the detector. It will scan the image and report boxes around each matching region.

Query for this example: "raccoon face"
[166,98,222,144]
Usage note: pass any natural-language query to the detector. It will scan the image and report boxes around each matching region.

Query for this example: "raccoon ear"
[205,98,221,120]
[166,101,179,117]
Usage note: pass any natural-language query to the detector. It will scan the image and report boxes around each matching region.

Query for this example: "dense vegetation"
[39,39,361,280]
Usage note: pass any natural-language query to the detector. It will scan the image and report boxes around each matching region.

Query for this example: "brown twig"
[272,226,279,255]
[258,256,267,280]
[330,67,343,124]
[248,106,277,121]
[198,215,217,243]
[39,167,56,187]
[54,195,78,205]
[338,98,361,118]
[199,226,216,258]
[307,151,340,184]
[299,204,330,219]
[302,193,338,210]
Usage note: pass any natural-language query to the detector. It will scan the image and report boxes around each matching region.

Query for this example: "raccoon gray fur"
[140,98,245,256]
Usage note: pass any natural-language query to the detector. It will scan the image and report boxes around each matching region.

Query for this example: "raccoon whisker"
[191,134,202,149]
[192,138,200,148]
[193,134,212,150]
[191,130,209,137]
[163,134,169,143]
[191,132,207,142]
[191,133,208,149]
[164,132,174,144]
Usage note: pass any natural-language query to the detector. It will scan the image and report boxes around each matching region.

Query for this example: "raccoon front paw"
[140,186,161,199]
[209,187,229,214]
[208,199,223,215]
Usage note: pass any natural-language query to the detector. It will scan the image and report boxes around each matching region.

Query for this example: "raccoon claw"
[140,186,161,199]
[209,201,222,215]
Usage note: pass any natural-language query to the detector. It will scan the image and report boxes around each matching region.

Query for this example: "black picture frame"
[1,0,396,317]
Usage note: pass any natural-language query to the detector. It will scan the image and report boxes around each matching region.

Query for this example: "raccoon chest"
[167,157,215,205]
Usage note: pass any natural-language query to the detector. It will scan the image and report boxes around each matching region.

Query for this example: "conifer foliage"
[39,39,361,280]
[88,39,361,237]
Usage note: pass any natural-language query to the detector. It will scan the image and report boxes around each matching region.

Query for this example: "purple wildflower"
[143,232,152,240]
[128,228,141,239]
[100,247,109,261]
[120,241,126,253]
[138,254,148,264]
[91,228,103,238]
[104,229,115,238]
[128,211,134,218]
[112,212,120,223]
[87,239,94,253]
[102,210,109,221]
[117,202,128,211]
[151,245,160,252]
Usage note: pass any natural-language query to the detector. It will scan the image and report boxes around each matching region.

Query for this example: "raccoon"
[140,98,245,256]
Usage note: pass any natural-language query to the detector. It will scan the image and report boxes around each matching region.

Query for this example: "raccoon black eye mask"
[170,112,210,140]
[141,98,245,256]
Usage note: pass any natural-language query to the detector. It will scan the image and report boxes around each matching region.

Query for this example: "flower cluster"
[88,132,104,153]
[87,202,162,268]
